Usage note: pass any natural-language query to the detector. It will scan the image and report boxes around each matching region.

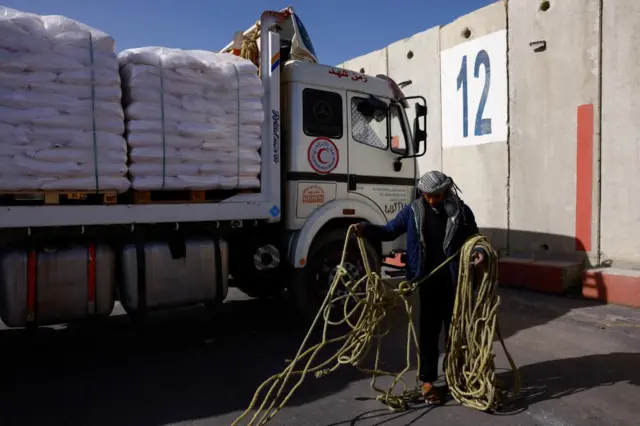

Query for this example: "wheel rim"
[315,248,365,308]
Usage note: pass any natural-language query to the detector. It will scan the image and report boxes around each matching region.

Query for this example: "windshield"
[401,107,414,152]
[389,103,413,156]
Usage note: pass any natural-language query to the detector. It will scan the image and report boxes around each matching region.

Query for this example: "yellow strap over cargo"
[231,225,520,426]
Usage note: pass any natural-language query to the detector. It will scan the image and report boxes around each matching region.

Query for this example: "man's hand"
[471,250,485,268]
[353,223,364,236]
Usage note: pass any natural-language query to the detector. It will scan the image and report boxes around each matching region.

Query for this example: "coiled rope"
[240,21,261,72]
[231,225,519,426]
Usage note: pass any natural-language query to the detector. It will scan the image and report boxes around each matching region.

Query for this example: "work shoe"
[421,382,444,405]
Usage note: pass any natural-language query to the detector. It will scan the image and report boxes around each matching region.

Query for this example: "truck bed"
[0,193,279,228]
[0,11,283,230]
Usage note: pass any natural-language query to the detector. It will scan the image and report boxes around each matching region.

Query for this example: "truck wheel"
[290,228,381,323]
[232,240,286,300]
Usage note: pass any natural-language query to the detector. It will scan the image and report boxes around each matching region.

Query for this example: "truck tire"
[231,237,286,300]
[290,227,381,323]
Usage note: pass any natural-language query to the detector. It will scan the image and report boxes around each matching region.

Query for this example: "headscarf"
[417,170,462,218]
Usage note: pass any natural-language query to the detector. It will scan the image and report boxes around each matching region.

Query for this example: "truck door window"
[351,97,388,150]
[303,88,343,139]
[389,104,408,156]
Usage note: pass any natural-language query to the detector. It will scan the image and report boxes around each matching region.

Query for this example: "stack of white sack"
[0,7,130,193]
[118,47,263,191]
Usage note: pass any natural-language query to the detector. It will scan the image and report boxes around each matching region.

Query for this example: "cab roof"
[282,60,400,100]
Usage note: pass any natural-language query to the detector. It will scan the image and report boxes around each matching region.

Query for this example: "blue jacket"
[361,198,484,283]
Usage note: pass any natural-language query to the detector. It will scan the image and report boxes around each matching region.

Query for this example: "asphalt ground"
[1,286,639,426]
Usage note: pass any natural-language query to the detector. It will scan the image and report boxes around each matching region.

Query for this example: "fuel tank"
[0,245,116,328]
[118,238,229,314]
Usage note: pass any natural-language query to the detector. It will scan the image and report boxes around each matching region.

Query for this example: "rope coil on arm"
[231,225,520,426]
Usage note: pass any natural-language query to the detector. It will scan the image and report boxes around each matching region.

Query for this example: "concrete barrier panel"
[340,48,388,77]
[439,1,508,251]
[601,1,640,267]
[508,0,601,260]
[583,268,640,308]
[387,27,442,175]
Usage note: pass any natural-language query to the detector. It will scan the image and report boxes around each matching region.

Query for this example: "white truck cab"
[221,8,428,313]
[0,7,427,329]
[280,60,427,314]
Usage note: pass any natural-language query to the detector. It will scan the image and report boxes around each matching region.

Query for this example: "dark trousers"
[418,274,455,383]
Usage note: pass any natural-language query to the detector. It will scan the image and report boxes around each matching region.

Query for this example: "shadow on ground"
[0,297,352,426]
[325,352,640,426]
[0,289,629,426]
[0,229,624,426]
[495,352,640,415]
[326,405,434,426]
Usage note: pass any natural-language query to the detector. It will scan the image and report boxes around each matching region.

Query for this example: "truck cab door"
[346,91,417,253]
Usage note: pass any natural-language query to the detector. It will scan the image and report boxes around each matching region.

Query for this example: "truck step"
[127,189,256,204]
[0,190,118,206]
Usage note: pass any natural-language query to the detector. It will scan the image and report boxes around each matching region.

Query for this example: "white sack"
[119,46,263,191]
[0,7,129,193]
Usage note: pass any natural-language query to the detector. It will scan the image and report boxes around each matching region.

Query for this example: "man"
[353,170,486,405]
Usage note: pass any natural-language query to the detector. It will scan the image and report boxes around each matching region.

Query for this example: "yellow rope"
[240,21,261,72]
[445,235,521,411]
[231,225,520,426]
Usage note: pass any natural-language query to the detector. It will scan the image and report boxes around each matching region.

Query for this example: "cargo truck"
[0,7,427,328]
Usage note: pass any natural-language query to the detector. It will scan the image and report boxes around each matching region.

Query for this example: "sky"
[4,0,496,66]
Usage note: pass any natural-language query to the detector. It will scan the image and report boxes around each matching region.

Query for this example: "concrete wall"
[508,0,601,262]
[386,28,443,175]
[439,2,509,253]
[339,0,640,270]
[600,0,640,268]
[339,49,388,78]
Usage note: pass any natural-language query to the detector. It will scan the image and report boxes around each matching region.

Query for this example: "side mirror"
[392,95,427,165]
[407,97,427,157]
[413,117,426,150]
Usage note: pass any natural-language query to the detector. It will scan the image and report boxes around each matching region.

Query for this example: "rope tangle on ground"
[231,225,520,426]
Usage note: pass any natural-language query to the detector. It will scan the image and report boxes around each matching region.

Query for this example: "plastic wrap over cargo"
[118,47,263,190]
[0,7,130,193]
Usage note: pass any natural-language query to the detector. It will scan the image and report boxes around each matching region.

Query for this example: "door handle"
[348,175,356,191]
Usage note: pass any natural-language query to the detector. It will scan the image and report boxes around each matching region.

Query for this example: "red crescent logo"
[316,148,329,164]
[307,137,339,174]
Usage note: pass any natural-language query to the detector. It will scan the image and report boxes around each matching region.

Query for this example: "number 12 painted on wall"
[456,50,492,138]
